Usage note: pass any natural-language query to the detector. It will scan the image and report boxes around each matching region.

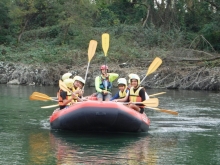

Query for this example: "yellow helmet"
[73,76,85,85]
[129,74,140,85]
[63,78,74,88]
[117,78,127,86]
[62,73,72,81]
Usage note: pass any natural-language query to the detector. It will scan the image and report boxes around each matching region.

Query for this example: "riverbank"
[0,55,220,91]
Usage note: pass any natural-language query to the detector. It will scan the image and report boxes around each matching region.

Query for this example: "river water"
[0,84,219,165]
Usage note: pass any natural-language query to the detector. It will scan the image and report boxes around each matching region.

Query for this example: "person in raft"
[110,78,129,101]
[95,65,119,101]
[128,73,149,99]
[61,72,73,81]
[113,74,146,114]
[57,78,81,110]
[72,75,85,100]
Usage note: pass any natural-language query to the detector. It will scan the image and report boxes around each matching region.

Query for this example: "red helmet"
[100,65,108,70]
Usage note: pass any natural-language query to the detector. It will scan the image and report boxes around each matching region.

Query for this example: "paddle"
[146,107,178,115]
[102,33,110,74]
[140,57,162,84]
[31,92,57,100]
[123,98,159,108]
[29,92,57,101]
[149,92,166,97]
[103,79,108,91]
[83,40,98,90]
[41,104,59,109]
[102,33,109,58]
[59,79,71,93]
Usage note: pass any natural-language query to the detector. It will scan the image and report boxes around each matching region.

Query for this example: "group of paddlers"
[58,64,149,114]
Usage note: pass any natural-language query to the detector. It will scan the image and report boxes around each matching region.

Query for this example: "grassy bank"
[0,25,218,66]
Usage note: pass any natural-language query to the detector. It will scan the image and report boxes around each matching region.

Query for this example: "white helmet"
[73,76,85,85]
[117,78,127,86]
[63,78,74,88]
[62,73,72,81]
[129,74,140,85]
[128,73,136,84]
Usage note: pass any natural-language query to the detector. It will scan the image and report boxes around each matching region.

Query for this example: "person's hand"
[71,92,77,99]
[78,89,84,96]
[112,99,118,102]
[102,90,108,95]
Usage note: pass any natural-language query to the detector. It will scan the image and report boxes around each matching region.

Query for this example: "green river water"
[0,84,219,165]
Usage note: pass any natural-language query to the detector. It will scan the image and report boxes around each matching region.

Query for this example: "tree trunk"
[17,19,29,43]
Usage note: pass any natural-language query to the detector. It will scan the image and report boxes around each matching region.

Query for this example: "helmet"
[129,74,140,85]
[73,76,85,85]
[100,65,108,70]
[62,73,72,81]
[63,78,74,88]
[117,78,127,86]
[128,73,136,84]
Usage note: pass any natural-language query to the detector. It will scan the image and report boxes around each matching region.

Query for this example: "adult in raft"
[110,78,129,101]
[58,78,80,110]
[113,74,146,114]
[95,65,119,101]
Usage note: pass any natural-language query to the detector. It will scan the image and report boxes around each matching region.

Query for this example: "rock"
[7,79,20,85]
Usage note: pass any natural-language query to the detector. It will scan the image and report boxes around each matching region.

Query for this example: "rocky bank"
[0,58,220,91]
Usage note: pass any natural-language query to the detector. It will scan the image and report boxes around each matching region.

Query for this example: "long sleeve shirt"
[95,73,119,92]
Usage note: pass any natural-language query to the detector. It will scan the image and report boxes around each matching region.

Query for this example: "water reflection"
[29,132,51,164]
[48,131,178,164]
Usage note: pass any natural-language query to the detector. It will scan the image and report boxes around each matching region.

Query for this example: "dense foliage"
[0,0,219,64]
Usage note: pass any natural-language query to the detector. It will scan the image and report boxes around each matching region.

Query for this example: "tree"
[9,0,37,43]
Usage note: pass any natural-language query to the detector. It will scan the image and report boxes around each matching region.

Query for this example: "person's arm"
[110,92,120,101]
[115,91,129,102]
[95,76,102,93]
[61,91,78,105]
[145,92,149,99]
[60,91,71,105]
[139,88,146,100]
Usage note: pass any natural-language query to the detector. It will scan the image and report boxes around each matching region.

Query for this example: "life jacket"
[129,86,145,108]
[71,86,80,102]
[57,89,74,106]
[119,89,129,98]
[99,76,112,91]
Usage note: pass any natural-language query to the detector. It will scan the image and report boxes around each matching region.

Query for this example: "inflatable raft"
[50,101,150,132]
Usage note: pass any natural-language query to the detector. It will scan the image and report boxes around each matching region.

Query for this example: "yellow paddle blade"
[149,92,166,97]
[29,94,53,101]
[31,92,52,98]
[148,107,178,115]
[146,57,162,76]
[88,40,98,62]
[141,98,159,107]
[41,104,59,109]
[102,33,110,56]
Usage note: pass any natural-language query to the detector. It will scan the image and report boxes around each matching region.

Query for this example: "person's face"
[101,69,107,74]
[118,84,125,91]
[74,80,83,89]
[130,79,138,87]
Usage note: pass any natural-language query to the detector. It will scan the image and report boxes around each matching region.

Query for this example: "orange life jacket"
[57,89,73,106]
